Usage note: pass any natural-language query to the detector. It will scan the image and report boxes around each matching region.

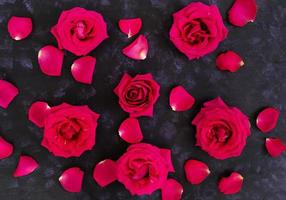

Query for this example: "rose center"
[183,19,209,45]
[59,119,81,140]
[211,124,231,143]
[131,165,149,180]
[75,21,87,39]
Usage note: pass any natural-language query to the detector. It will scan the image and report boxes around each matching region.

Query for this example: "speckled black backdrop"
[0,0,286,199]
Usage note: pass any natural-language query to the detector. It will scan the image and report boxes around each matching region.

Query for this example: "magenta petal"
[28,101,51,128]
[265,138,286,157]
[184,159,210,185]
[160,148,175,172]
[216,51,244,72]
[169,85,195,111]
[71,56,96,84]
[38,45,64,76]
[118,18,142,38]
[8,16,32,40]
[59,167,84,193]
[218,172,244,195]
[118,117,143,144]
[122,35,148,60]
[93,159,117,187]
[161,179,183,200]
[0,136,13,160]
[13,155,38,177]
[256,107,280,133]
[0,80,19,109]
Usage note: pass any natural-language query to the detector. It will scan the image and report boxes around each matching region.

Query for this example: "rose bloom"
[192,97,250,160]
[170,2,228,60]
[41,103,100,158]
[116,143,174,195]
[51,7,108,56]
[114,73,160,117]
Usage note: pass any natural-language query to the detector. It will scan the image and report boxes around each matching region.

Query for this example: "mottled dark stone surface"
[0,0,286,199]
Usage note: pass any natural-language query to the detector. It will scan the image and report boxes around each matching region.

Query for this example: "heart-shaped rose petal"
[28,101,51,128]
[216,51,244,72]
[122,35,148,60]
[0,136,13,160]
[161,179,183,200]
[93,159,117,187]
[184,159,210,185]
[59,167,84,193]
[218,172,243,195]
[118,117,143,144]
[8,16,32,40]
[119,18,142,38]
[256,107,280,133]
[13,155,38,177]
[71,56,96,84]
[0,80,19,109]
[169,85,195,111]
[265,138,286,157]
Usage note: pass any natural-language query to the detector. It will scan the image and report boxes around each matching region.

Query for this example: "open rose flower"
[114,73,160,117]
[170,2,228,60]
[192,97,250,160]
[51,7,108,56]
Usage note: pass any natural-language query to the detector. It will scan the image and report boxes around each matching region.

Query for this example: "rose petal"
[160,148,175,172]
[28,101,51,128]
[38,45,64,76]
[71,56,96,84]
[169,85,195,111]
[13,155,38,177]
[216,51,244,72]
[228,0,257,27]
[122,35,148,60]
[59,167,84,193]
[0,80,19,109]
[118,117,143,144]
[118,18,142,38]
[218,172,243,195]
[161,179,183,200]
[256,107,280,133]
[184,159,210,185]
[93,159,117,187]
[8,16,32,40]
[265,138,286,157]
[0,136,13,160]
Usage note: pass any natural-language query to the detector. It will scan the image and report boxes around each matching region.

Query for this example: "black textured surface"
[0,0,286,199]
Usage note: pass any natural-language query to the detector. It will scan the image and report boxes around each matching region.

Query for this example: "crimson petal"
[122,35,148,60]
[0,136,13,160]
[265,138,286,157]
[118,117,143,144]
[161,179,183,200]
[8,16,32,40]
[216,51,244,72]
[28,101,51,128]
[13,155,38,177]
[256,107,280,133]
[118,18,142,38]
[218,172,243,195]
[59,167,84,193]
[71,56,96,84]
[0,80,19,109]
[93,159,117,187]
[169,85,195,111]
[184,159,210,185]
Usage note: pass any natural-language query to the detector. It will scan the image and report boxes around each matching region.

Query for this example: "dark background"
[0,0,286,199]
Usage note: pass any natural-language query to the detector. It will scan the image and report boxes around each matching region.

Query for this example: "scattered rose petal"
[118,18,142,38]
[0,80,19,109]
[184,159,210,185]
[118,117,143,144]
[38,45,64,76]
[169,86,195,111]
[59,167,84,193]
[0,136,13,160]
[122,35,148,60]
[161,179,183,200]
[265,138,286,157]
[13,155,38,177]
[216,51,244,72]
[228,0,257,27]
[28,101,51,128]
[71,56,96,84]
[93,159,117,187]
[8,16,32,40]
[256,107,280,133]
[218,172,243,195]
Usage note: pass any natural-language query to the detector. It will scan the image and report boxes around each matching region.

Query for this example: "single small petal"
[118,18,142,38]
[118,117,143,144]
[169,86,195,111]
[228,0,257,27]
[160,148,175,172]
[7,16,32,40]
[184,159,210,185]
[0,136,13,160]
[256,107,280,133]
[28,101,51,128]
[216,51,244,72]
[265,138,286,157]
[161,179,183,200]
[71,56,96,84]
[93,159,117,187]
[59,167,84,193]
[218,172,244,195]
[38,45,64,76]
[122,35,148,60]
[0,80,19,109]
[13,155,38,177]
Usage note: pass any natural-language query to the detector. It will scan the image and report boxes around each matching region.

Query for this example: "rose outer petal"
[256,107,280,133]
[218,172,244,195]
[8,16,32,40]
[13,155,39,177]
[93,159,117,187]
[0,80,19,109]
[118,18,142,38]
[184,159,210,185]
[59,167,84,193]
[265,138,286,157]
[0,136,13,160]
[122,35,148,60]
[118,117,143,144]
[216,51,244,72]
[169,85,195,111]
[71,56,96,84]
[161,179,183,200]
[28,101,51,128]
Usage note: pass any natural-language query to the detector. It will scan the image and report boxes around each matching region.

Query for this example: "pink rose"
[51,7,108,56]
[170,2,228,60]
[192,97,250,160]
[114,73,160,117]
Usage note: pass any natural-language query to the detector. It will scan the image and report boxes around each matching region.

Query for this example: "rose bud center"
[59,119,81,141]
[210,124,232,143]
[75,21,87,39]
[183,20,209,45]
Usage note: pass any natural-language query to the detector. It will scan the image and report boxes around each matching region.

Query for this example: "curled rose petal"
[93,159,117,187]
[228,0,257,27]
[256,107,280,133]
[38,45,64,76]
[184,159,210,185]
[218,172,243,195]
[122,35,148,60]
[59,167,84,193]
[8,16,32,40]
[169,85,195,111]
[118,18,142,38]
[265,138,286,157]
[161,179,183,200]
[160,148,175,172]
[0,136,13,160]
[0,80,19,109]
[118,117,143,144]
[216,51,244,72]
[71,56,96,84]
[28,101,51,128]
[13,155,38,177]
